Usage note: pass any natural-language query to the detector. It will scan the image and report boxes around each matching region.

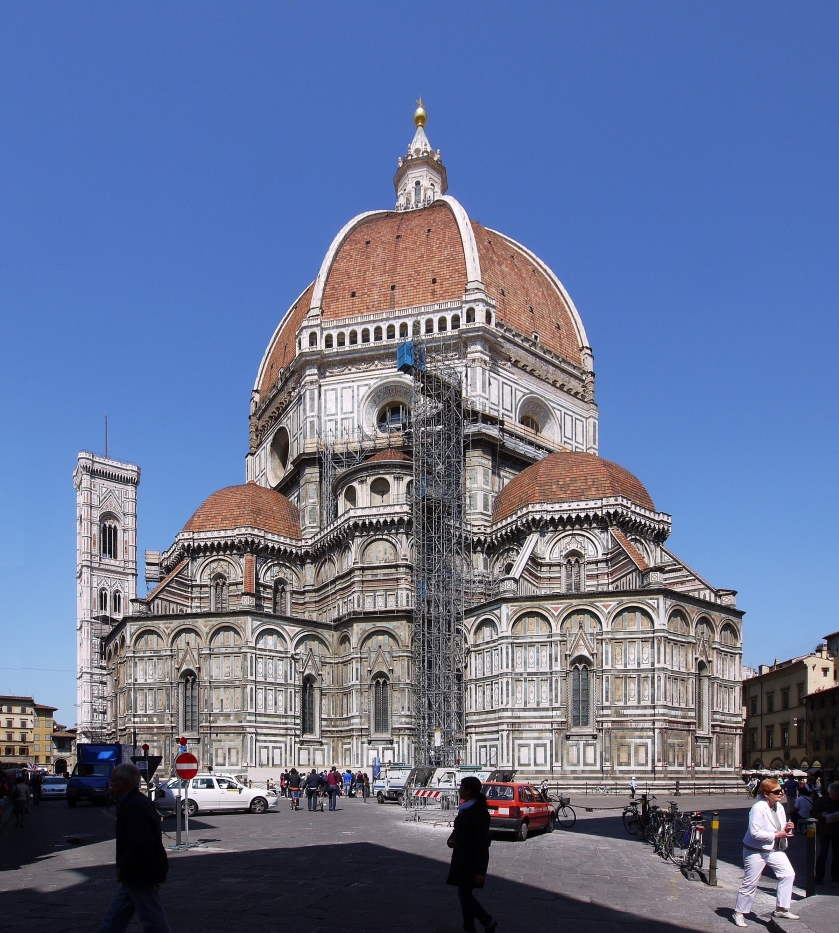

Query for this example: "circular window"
[377,403,410,434]
[268,427,290,485]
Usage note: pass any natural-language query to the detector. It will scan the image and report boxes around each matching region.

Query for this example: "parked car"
[154,773,277,816]
[481,781,555,841]
[41,776,68,799]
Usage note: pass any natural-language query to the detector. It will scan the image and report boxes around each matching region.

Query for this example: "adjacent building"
[98,108,745,783]
[743,641,836,771]
[0,696,58,769]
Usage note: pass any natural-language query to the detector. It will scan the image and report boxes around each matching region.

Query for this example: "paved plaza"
[1,792,834,933]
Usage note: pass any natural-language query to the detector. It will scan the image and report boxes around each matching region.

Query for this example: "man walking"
[305,769,321,811]
[100,762,172,933]
[11,777,30,827]
[629,776,637,800]
[31,771,43,806]
[326,766,341,810]
[812,782,839,885]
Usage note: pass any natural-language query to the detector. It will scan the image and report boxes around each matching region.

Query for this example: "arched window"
[438,316,448,332]
[520,414,540,434]
[425,318,434,334]
[302,676,317,735]
[414,180,421,205]
[466,307,476,324]
[308,331,318,348]
[337,332,346,347]
[180,671,198,733]
[211,575,228,612]
[344,485,357,511]
[451,315,461,330]
[349,330,358,345]
[486,310,493,325]
[373,676,389,734]
[112,591,122,615]
[377,403,410,434]
[361,328,370,343]
[370,478,390,505]
[564,554,583,593]
[571,663,591,727]
[273,579,288,615]
[324,334,334,349]
[399,322,409,338]
[101,522,118,559]
[374,326,383,341]
[697,661,710,733]
[99,589,109,613]
[386,324,395,340]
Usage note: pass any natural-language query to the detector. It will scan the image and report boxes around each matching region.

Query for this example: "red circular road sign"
[174,752,199,781]
[142,744,149,753]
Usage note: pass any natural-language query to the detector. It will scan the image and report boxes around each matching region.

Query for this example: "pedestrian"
[811,782,839,885]
[305,769,321,811]
[629,776,637,800]
[31,771,43,806]
[326,767,341,811]
[11,777,31,827]
[783,775,798,802]
[732,778,798,926]
[99,763,172,933]
[446,776,497,933]
[287,768,302,810]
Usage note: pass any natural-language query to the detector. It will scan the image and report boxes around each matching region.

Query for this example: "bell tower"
[74,451,140,741]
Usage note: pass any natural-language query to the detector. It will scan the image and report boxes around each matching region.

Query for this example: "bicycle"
[593,784,614,796]
[622,800,641,835]
[554,794,576,829]
[672,812,705,870]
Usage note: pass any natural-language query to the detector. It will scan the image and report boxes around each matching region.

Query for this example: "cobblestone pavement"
[1,792,832,933]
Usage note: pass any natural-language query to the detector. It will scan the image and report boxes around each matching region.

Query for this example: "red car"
[481,782,555,841]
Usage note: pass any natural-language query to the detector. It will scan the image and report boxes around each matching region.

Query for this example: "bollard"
[675,779,680,797]
[175,781,182,848]
[641,793,648,821]
[805,819,817,897]
[709,811,719,887]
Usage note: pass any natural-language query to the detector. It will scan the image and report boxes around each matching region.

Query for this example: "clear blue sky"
[2,3,838,726]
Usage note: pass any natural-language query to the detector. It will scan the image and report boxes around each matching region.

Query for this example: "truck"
[372,763,413,804]
[67,743,134,807]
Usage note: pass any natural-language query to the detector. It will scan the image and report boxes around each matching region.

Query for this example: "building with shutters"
[100,106,744,782]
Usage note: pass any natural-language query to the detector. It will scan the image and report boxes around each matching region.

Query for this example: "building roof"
[183,482,301,539]
[492,451,655,523]
[366,448,412,464]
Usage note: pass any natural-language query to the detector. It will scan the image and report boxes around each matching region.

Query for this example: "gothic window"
[272,579,288,615]
[211,575,228,612]
[571,663,591,727]
[377,403,410,434]
[301,676,317,735]
[564,554,583,593]
[101,522,118,559]
[112,591,122,615]
[99,589,109,613]
[373,676,389,734]
[180,671,198,733]
[720,623,739,647]
[414,180,421,205]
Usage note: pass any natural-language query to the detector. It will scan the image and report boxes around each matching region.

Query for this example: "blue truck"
[67,743,133,807]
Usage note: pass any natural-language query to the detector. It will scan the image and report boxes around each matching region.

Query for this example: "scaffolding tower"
[403,338,468,766]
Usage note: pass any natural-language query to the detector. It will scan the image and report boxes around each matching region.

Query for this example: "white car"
[41,776,68,798]
[154,773,277,816]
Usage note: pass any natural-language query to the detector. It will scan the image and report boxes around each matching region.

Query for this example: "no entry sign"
[174,752,199,781]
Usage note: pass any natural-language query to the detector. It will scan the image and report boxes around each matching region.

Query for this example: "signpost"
[175,752,198,850]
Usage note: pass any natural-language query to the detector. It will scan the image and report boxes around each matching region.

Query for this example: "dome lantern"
[394,100,447,210]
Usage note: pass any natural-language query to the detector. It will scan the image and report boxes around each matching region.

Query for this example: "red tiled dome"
[367,448,411,463]
[493,452,655,523]
[256,199,590,399]
[183,483,301,538]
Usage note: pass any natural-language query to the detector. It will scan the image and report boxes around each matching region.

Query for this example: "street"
[0,792,830,933]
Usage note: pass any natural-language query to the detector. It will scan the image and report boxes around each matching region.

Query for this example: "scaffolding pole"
[407,338,467,766]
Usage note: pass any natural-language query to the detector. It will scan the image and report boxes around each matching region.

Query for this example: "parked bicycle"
[553,794,576,829]
[671,812,705,870]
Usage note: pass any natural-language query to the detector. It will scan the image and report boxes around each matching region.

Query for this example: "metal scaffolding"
[404,338,468,766]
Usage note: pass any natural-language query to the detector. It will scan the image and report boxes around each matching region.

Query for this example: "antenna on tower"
[104,413,109,459]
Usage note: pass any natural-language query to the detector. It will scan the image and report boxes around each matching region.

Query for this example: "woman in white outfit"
[733,778,798,926]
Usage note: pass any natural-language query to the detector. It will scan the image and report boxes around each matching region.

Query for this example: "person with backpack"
[446,776,497,933]
[11,777,31,828]
[326,767,342,810]
[287,768,302,810]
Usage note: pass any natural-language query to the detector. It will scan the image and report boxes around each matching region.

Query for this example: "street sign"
[174,752,199,782]
[130,755,163,780]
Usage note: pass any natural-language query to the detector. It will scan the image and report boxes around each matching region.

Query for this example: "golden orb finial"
[414,97,427,128]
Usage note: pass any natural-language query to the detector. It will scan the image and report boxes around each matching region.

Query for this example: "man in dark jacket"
[305,769,323,811]
[812,782,839,884]
[447,776,497,933]
[100,763,172,933]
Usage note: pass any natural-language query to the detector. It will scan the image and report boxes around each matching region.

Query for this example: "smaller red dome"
[367,448,411,464]
[493,451,655,523]
[184,483,301,538]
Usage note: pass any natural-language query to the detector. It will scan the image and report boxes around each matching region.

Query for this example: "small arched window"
[370,478,390,505]
[211,575,228,612]
[344,485,357,511]
[399,322,409,338]
[386,324,395,340]
[438,316,448,332]
[374,326,383,341]
[308,332,318,348]
[486,310,493,325]
[466,307,476,324]
[571,663,591,727]
[425,318,434,334]
[349,330,358,345]
[324,334,334,349]
[337,332,346,347]
[302,675,317,735]
[373,675,390,733]
[273,579,288,615]
[112,591,122,615]
[414,180,421,205]
[451,315,461,330]
[564,554,583,593]
[361,328,370,344]
[180,670,198,733]
[101,522,118,559]
[99,589,109,613]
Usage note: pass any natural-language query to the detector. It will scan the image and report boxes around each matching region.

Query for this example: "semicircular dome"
[184,482,301,538]
[493,451,655,523]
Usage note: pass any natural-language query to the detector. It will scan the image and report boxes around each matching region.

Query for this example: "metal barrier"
[403,788,460,820]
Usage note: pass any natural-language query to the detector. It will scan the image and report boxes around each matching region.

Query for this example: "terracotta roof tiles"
[183,482,301,539]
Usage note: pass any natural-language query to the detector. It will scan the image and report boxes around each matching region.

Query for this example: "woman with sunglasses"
[733,778,798,926]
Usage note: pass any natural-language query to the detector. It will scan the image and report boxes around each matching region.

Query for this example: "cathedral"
[83,105,745,782]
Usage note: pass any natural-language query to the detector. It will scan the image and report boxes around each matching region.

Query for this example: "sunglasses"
[769,789,784,795]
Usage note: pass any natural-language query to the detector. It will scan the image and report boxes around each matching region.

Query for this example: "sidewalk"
[769,891,839,933]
